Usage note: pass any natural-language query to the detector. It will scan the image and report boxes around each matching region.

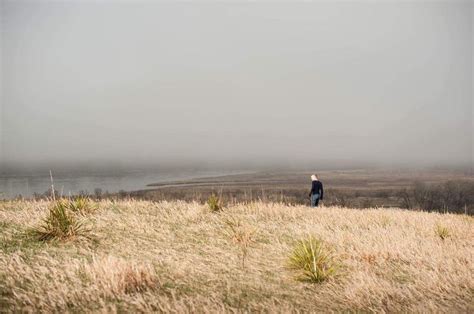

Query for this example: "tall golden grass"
[0,200,473,312]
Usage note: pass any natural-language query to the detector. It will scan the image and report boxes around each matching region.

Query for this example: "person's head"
[311,174,318,181]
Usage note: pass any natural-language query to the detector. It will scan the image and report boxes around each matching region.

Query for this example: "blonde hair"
[311,174,318,181]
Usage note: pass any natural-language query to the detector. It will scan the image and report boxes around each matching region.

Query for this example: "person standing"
[309,174,324,207]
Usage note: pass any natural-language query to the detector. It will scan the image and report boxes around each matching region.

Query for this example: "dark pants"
[311,193,320,207]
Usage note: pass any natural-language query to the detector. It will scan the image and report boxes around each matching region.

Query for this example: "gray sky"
[1,0,472,169]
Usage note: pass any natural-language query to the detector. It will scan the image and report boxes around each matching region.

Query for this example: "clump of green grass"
[207,194,222,212]
[34,200,90,241]
[288,236,338,283]
[435,224,450,240]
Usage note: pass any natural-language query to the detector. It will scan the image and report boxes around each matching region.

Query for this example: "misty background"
[0,0,473,173]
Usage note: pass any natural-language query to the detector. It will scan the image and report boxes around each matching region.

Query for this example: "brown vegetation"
[131,170,474,214]
[24,170,474,214]
[1,199,473,312]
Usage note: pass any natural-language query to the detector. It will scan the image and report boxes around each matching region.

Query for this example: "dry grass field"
[1,199,473,312]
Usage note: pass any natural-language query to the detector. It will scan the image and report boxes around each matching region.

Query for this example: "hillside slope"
[1,200,473,312]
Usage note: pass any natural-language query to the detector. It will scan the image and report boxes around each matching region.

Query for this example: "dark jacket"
[309,180,324,200]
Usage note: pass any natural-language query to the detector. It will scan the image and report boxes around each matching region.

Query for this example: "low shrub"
[400,181,474,214]
[224,217,257,268]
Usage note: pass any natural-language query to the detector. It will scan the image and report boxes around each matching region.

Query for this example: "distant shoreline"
[128,169,474,214]
[143,168,474,190]
[0,169,251,200]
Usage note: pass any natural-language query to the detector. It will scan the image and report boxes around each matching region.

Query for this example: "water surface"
[0,169,240,199]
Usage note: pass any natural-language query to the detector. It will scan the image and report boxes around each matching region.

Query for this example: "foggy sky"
[1,0,473,170]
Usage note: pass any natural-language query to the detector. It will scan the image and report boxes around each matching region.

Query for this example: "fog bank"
[1,1,472,171]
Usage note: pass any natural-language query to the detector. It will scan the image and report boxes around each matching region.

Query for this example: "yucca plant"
[34,200,89,241]
[69,196,98,215]
[207,194,221,212]
[288,236,338,283]
[435,224,450,240]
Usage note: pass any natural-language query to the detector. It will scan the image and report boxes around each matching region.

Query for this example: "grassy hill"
[1,200,473,312]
